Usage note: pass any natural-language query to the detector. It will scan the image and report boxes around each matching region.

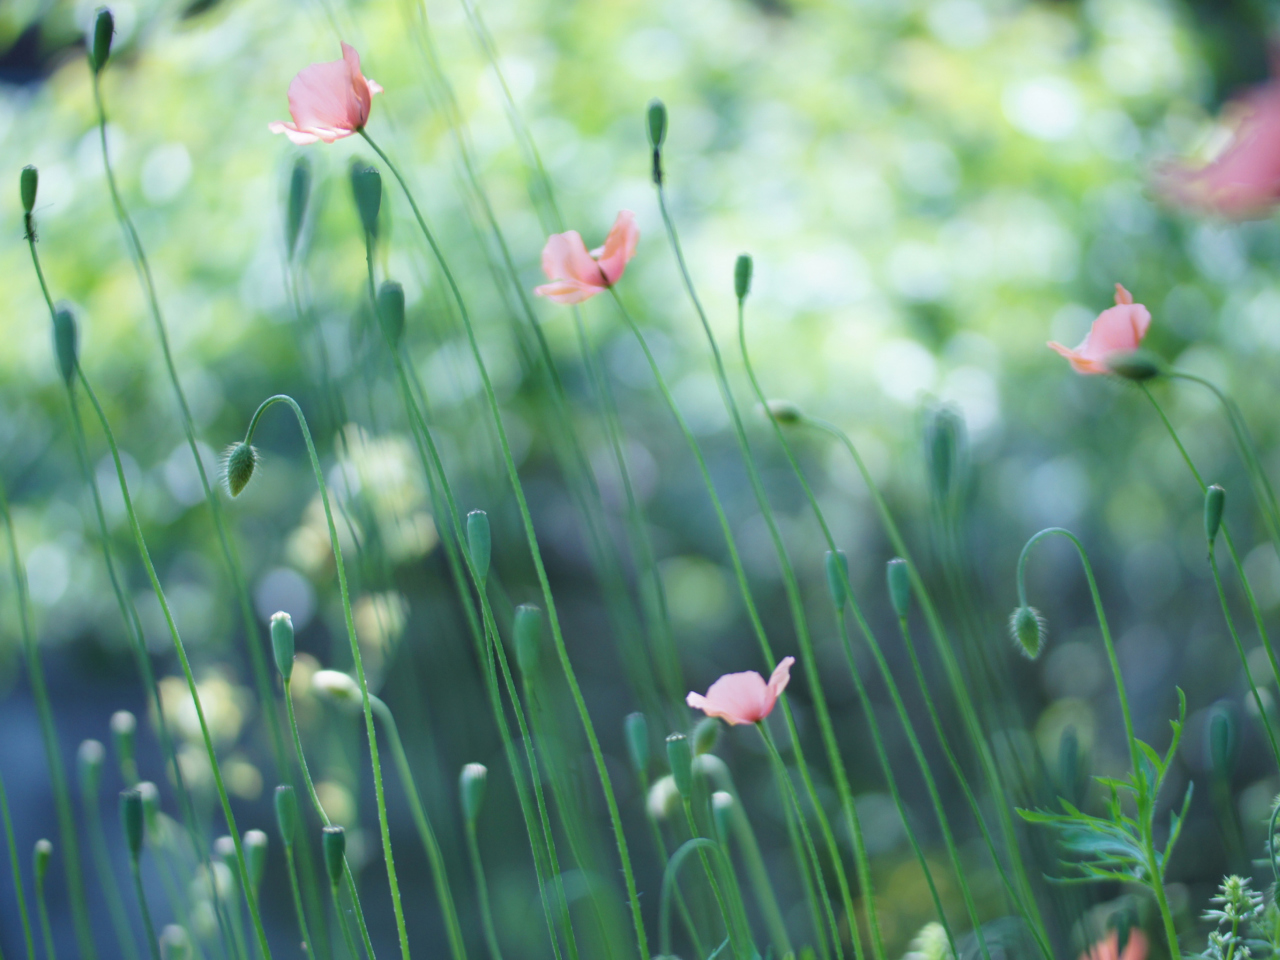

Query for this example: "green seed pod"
[221,442,259,498]
[925,405,964,505]
[1107,351,1162,382]
[20,165,37,215]
[349,162,382,239]
[136,781,160,835]
[467,510,491,583]
[1208,704,1238,781]
[110,709,136,769]
[243,829,268,889]
[33,840,52,885]
[824,550,848,610]
[711,791,734,843]
[666,733,693,798]
[763,399,802,424]
[78,739,104,794]
[624,712,650,775]
[1205,484,1226,544]
[274,785,298,845]
[1009,605,1047,659]
[692,717,720,756]
[52,305,78,385]
[321,826,346,885]
[160,925,190,960]
[514,603,542,675]
[270,611,295,681]
[734,254,753,302]
[459,763,487,823]
[647,99,667,184]
[886,558,911,619]
[286,156,311,260]
[121,789,145,860]
[91,7,114,75]
[377,280,406,346]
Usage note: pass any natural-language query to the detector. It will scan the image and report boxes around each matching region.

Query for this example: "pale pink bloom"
[686,657,795,726]
[1079,929,1147,960]
[534,211,639,304]
[1157,75,1280,219]
[269,43,383,146]
[1047,284,1151,375]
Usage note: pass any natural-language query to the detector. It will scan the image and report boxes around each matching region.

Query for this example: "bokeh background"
[3,0,1280,955]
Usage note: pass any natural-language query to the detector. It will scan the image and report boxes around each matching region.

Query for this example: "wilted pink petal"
[534,211,638,304]
[1047,283,1151,375]
[686,656,795,725]
[1157,77,1280,219]
[269,42,381,145]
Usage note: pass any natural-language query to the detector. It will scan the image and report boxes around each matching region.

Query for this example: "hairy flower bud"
[322,826,346,885]
[53,305,79,386]
[762,399,802,424]
[647,99,667,184]
[274,784,298,845]
[270,611,295,681]
[1205,484,1226,544]
[20,165,37,215]
[243,830,268,889]
[467,510,490,583]
[121,788,145,860]
[110,709,136,771]
[459,763,487,823]
[1009,605,1047,659]
[311,670,363,711]
[734,254,753,302]
[349,162,382,239]
[1106,350,1162,382]
[221,442,259,498]
[514,604,542,675]
[711,790,734,843]
[886,558,911,619]
[91,7,115,75]
[33,840,52,884]
[666,733,693,798]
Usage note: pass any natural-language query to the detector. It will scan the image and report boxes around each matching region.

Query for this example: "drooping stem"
[359,128,647,960]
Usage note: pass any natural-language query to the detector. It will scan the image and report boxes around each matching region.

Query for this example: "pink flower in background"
[686,657,795,725]
[1079,930,1148,960]
[534,210,639,304]
[1048,284,1150,375]
[269,43,382,145]
[1157,73,1280,219]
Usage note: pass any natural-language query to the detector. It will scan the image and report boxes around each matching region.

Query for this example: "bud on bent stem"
[1205,484,1225,545]
[666,733,693,798]
[270,611,295,681]
[460,763,487,823]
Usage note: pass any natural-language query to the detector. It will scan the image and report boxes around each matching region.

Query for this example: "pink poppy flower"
[533,211,639,304]
[686,657,795,726]
[1079,930,1147,960]
[269,43,383,146]
[1047,284,1151,375]
[1157,74,1280,219]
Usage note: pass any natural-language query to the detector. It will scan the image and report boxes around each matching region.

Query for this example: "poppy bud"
[625,712,650,775]
[78,739,104,794]
[1207,704,1238,781]
[925,405,964,504]
[243,829,268,889]
[1107,351,1162,382]
[20,165,37,215]
[666,733,693,798]
[91,7,114,75]
[274,785,298,845]
[349,162,382,239]
[137,781,160,834]
[466,510,490,583]
[646,775,680,820]
[311,670,363,711]
[121,788,145,860]
[763,399,802,424]
[692,717,720,756]
[711,791,734,843]
[1009,605,1047,659]
[734,254,753,302]
[647,99,667,184]
[377,280,405,346]
[270,611,295,681]
[221,442,259,498]
[1205,485,1225,544]
[824,550,848,610]
[514,604,542,675]
[286,157,311,260]
[53,305,78,386]
[321,826,346,885]
[33,840,52,884]
[161,925,190,960]
[110,709,136,770]
[886,558,911,619]
[459,763,487,823]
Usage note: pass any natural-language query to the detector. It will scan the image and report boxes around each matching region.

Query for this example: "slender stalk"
[634,766,705,958]
[359,128,647,960]
[243,394,408,960]
[81,762,142,960]
[0,471,94,960]
[129,859,162,960]
[367,695,468,960]
[0,771,36,960]
[463,817,503,960]
[76,372,271,958]
[654,183,870,960]
[33,848,55,960]
[330,881,364,960]
[678,796,749,960]
[282,842,316,960]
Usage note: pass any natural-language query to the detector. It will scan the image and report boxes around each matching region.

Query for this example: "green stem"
[34,856,55,960]
[129,859,161,960]
[282,843,316,960]
[679,798,749,960]
[243,394,408,960]
[635,768,705,958]
[0,770,36,960]
[360,128,646,960]
[331,882,364,960]
[463,819,504,960]
[0,465,95,960]
[81,767,141,960]
[76,371,271,959]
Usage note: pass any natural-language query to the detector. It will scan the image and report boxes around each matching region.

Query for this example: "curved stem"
[679,797,750,960]
[244,394,408,960]
[359,128,646,960]
[0,771,36,960]
[464,818,504,960]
